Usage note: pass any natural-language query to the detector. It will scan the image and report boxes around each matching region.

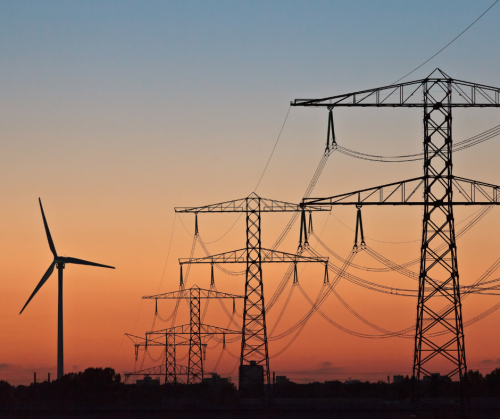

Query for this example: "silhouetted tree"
[0,380,11,406]
[485,367,500,391]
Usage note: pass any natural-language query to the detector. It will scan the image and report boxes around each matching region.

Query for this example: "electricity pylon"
[126,333,195,384]
[175,194,329,392]
[292,69,500,412]
[124,363,192,384]
[143,285,243,383]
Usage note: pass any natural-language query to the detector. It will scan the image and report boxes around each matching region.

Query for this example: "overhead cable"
[393,0,499,84]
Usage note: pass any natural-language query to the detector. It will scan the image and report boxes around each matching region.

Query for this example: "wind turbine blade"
[20,261,56,314]
[58,256,115,269]
[39,198,57,257]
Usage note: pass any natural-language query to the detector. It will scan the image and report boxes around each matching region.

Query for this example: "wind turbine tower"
[20,199,115,379]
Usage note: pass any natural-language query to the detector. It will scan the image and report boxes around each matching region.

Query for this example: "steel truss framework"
[292,69,500,413]
[124,363,189,384]
[175,194,329,392]
[292,69,500,108]
[142,285,243,384]
[179,248,328,265]
[126,333,193,384]
[302,176,500,206]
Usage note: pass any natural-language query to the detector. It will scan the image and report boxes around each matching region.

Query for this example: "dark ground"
[2,399,500,419]
[2,368,500,418]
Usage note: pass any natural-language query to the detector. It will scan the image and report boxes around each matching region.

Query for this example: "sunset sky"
[2,0,500,386]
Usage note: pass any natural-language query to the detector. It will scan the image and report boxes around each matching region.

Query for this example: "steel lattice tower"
[126,333,190,384]
[241,195,270,387]
[188,286,203,383]
[292,69,500,411]
[141,285,244,384]
[165,332,176,384]
[175,194,329,392]
[413,78,467,403]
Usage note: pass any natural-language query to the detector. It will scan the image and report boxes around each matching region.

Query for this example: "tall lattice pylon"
[292,68,500,412]
[188,286,203,383]
[125,333,190,384]
[174,194,329,393]
[142,285,244,384]
[412,77,466,403]
[165,332,176,384]
[241,194,269,388]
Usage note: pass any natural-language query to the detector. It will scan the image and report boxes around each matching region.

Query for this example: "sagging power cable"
[336,124,500,163]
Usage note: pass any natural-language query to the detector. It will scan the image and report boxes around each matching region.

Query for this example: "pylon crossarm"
[124,364,215,383]
[179,248,328,265]
[303,177,424,206]
[453,176,500,203]
[303,175,500,206]
[175,193,329,213]
[143,286,243,300]
[147,323,241,336]
[125,333,151,346]
[125,363,190,378]
[125,333,190,348]
[291,72,500,107]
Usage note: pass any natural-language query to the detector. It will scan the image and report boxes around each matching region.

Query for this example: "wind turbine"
[20,198,115,379]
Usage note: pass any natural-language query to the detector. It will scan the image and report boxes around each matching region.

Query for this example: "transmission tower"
[124,363,192,384]
[175,194,329,391]
[126,333,195,384]
[292,69,500,412]
[143,285,243,383]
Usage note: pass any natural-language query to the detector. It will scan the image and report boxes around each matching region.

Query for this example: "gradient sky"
[2,0,500,385]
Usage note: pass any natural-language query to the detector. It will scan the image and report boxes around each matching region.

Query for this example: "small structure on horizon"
[393,375,404,384]
[239,360,264,395]
[275,376,290,385]
[136,376,160,386]
[202,373,230,388]
[344,379,361,385]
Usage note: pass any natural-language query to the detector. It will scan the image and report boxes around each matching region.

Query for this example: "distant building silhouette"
[393,375,404,384]
[203,373,230,388]
[344,379,361,385]
[422,373,451,385]
[136,376,160,386]
[239,360,264,395]
[275,376,290,385]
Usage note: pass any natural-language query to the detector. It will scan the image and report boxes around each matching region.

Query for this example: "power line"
[254,106,291,192]
[336,124,500,163]
[157,214,177,293]
[393,0,499,84]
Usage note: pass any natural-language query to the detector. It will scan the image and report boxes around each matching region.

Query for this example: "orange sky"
[3,176,500,385]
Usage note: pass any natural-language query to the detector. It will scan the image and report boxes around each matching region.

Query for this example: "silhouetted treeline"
[1,367,500,409]
[0,368,237,409]
[272,369,500,399]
